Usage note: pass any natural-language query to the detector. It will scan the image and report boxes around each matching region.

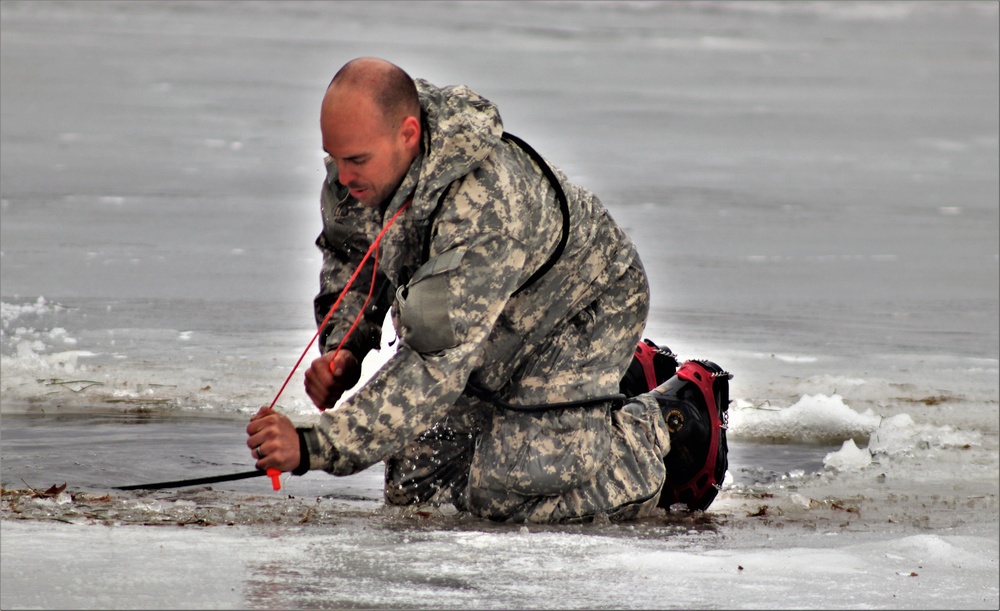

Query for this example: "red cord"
[326,236,380,378]
[266,198,412,413]
[258,198,411,490]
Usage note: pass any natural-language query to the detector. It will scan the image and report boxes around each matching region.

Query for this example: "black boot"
[618,339,679,398]
[650,360,732,511]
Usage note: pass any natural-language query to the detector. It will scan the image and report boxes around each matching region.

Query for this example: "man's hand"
[304,349,361,410]
[246,406,300,472]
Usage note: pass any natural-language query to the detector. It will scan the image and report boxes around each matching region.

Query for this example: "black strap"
[502,132,571,296]
[466,379,627,413]
[419,132,570,295]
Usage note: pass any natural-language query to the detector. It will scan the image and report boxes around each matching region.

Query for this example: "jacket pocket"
[395,247,466,354]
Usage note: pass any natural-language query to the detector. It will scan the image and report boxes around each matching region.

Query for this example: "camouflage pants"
[384,263,669,523]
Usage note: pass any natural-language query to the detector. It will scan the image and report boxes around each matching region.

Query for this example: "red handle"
[267,468,281,491]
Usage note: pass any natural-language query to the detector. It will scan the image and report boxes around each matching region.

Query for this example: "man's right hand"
[304,349,361,411]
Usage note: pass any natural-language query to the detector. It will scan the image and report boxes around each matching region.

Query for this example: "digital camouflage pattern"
[298,79,670,522]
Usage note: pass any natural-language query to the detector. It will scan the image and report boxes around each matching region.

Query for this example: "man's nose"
[336,163,355,187]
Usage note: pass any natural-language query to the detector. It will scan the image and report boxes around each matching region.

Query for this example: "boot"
[618,339,678,398]
[650,359,731,511]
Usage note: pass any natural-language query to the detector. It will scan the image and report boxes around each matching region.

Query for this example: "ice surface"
[2,517,997,610]
[1,1,997,609]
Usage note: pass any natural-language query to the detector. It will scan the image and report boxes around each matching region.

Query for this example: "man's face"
[320,88,417,207]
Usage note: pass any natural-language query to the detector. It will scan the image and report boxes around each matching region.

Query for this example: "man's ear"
[399,115,421,152]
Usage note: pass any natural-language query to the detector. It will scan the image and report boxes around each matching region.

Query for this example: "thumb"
[329,350,350,377]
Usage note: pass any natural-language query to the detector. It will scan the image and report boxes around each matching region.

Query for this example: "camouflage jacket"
[301,80,646,476]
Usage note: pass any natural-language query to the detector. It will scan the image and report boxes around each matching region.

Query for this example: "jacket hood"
[412,79,504,215]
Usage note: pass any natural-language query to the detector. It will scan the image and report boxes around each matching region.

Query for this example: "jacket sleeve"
[313,158,393,362]
[302,158,555,476]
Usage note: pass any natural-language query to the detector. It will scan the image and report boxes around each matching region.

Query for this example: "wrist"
[292,429,310,476]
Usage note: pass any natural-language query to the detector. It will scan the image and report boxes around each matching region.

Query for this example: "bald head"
[320,58,423,207]
[327,57,420,131]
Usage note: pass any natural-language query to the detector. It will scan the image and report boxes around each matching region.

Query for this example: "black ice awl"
[114,469,269,490]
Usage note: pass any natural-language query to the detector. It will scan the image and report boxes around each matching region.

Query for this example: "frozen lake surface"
[2,1,997,608]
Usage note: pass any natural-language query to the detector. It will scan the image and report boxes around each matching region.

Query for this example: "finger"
[305,361,341,410]
[331,351,361,389]
[312,354,337,382]
[255,451,271,470]
[247,414,277,449]
[249,405,272,421]
[246,413,271,438]
[331,355,347,377]
[250,432,277,466]
[247,428,266,451]
[304,376,333,408]
[251,418,300,472]
[330,350,357,378]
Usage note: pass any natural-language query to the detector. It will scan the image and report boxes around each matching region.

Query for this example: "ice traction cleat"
[650,359,732,511]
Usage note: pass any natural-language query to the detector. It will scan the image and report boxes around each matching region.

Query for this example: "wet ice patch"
[867,414,981,457]
[796,373,868,391]
[885,534,997,570]
[771,353,819,364]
